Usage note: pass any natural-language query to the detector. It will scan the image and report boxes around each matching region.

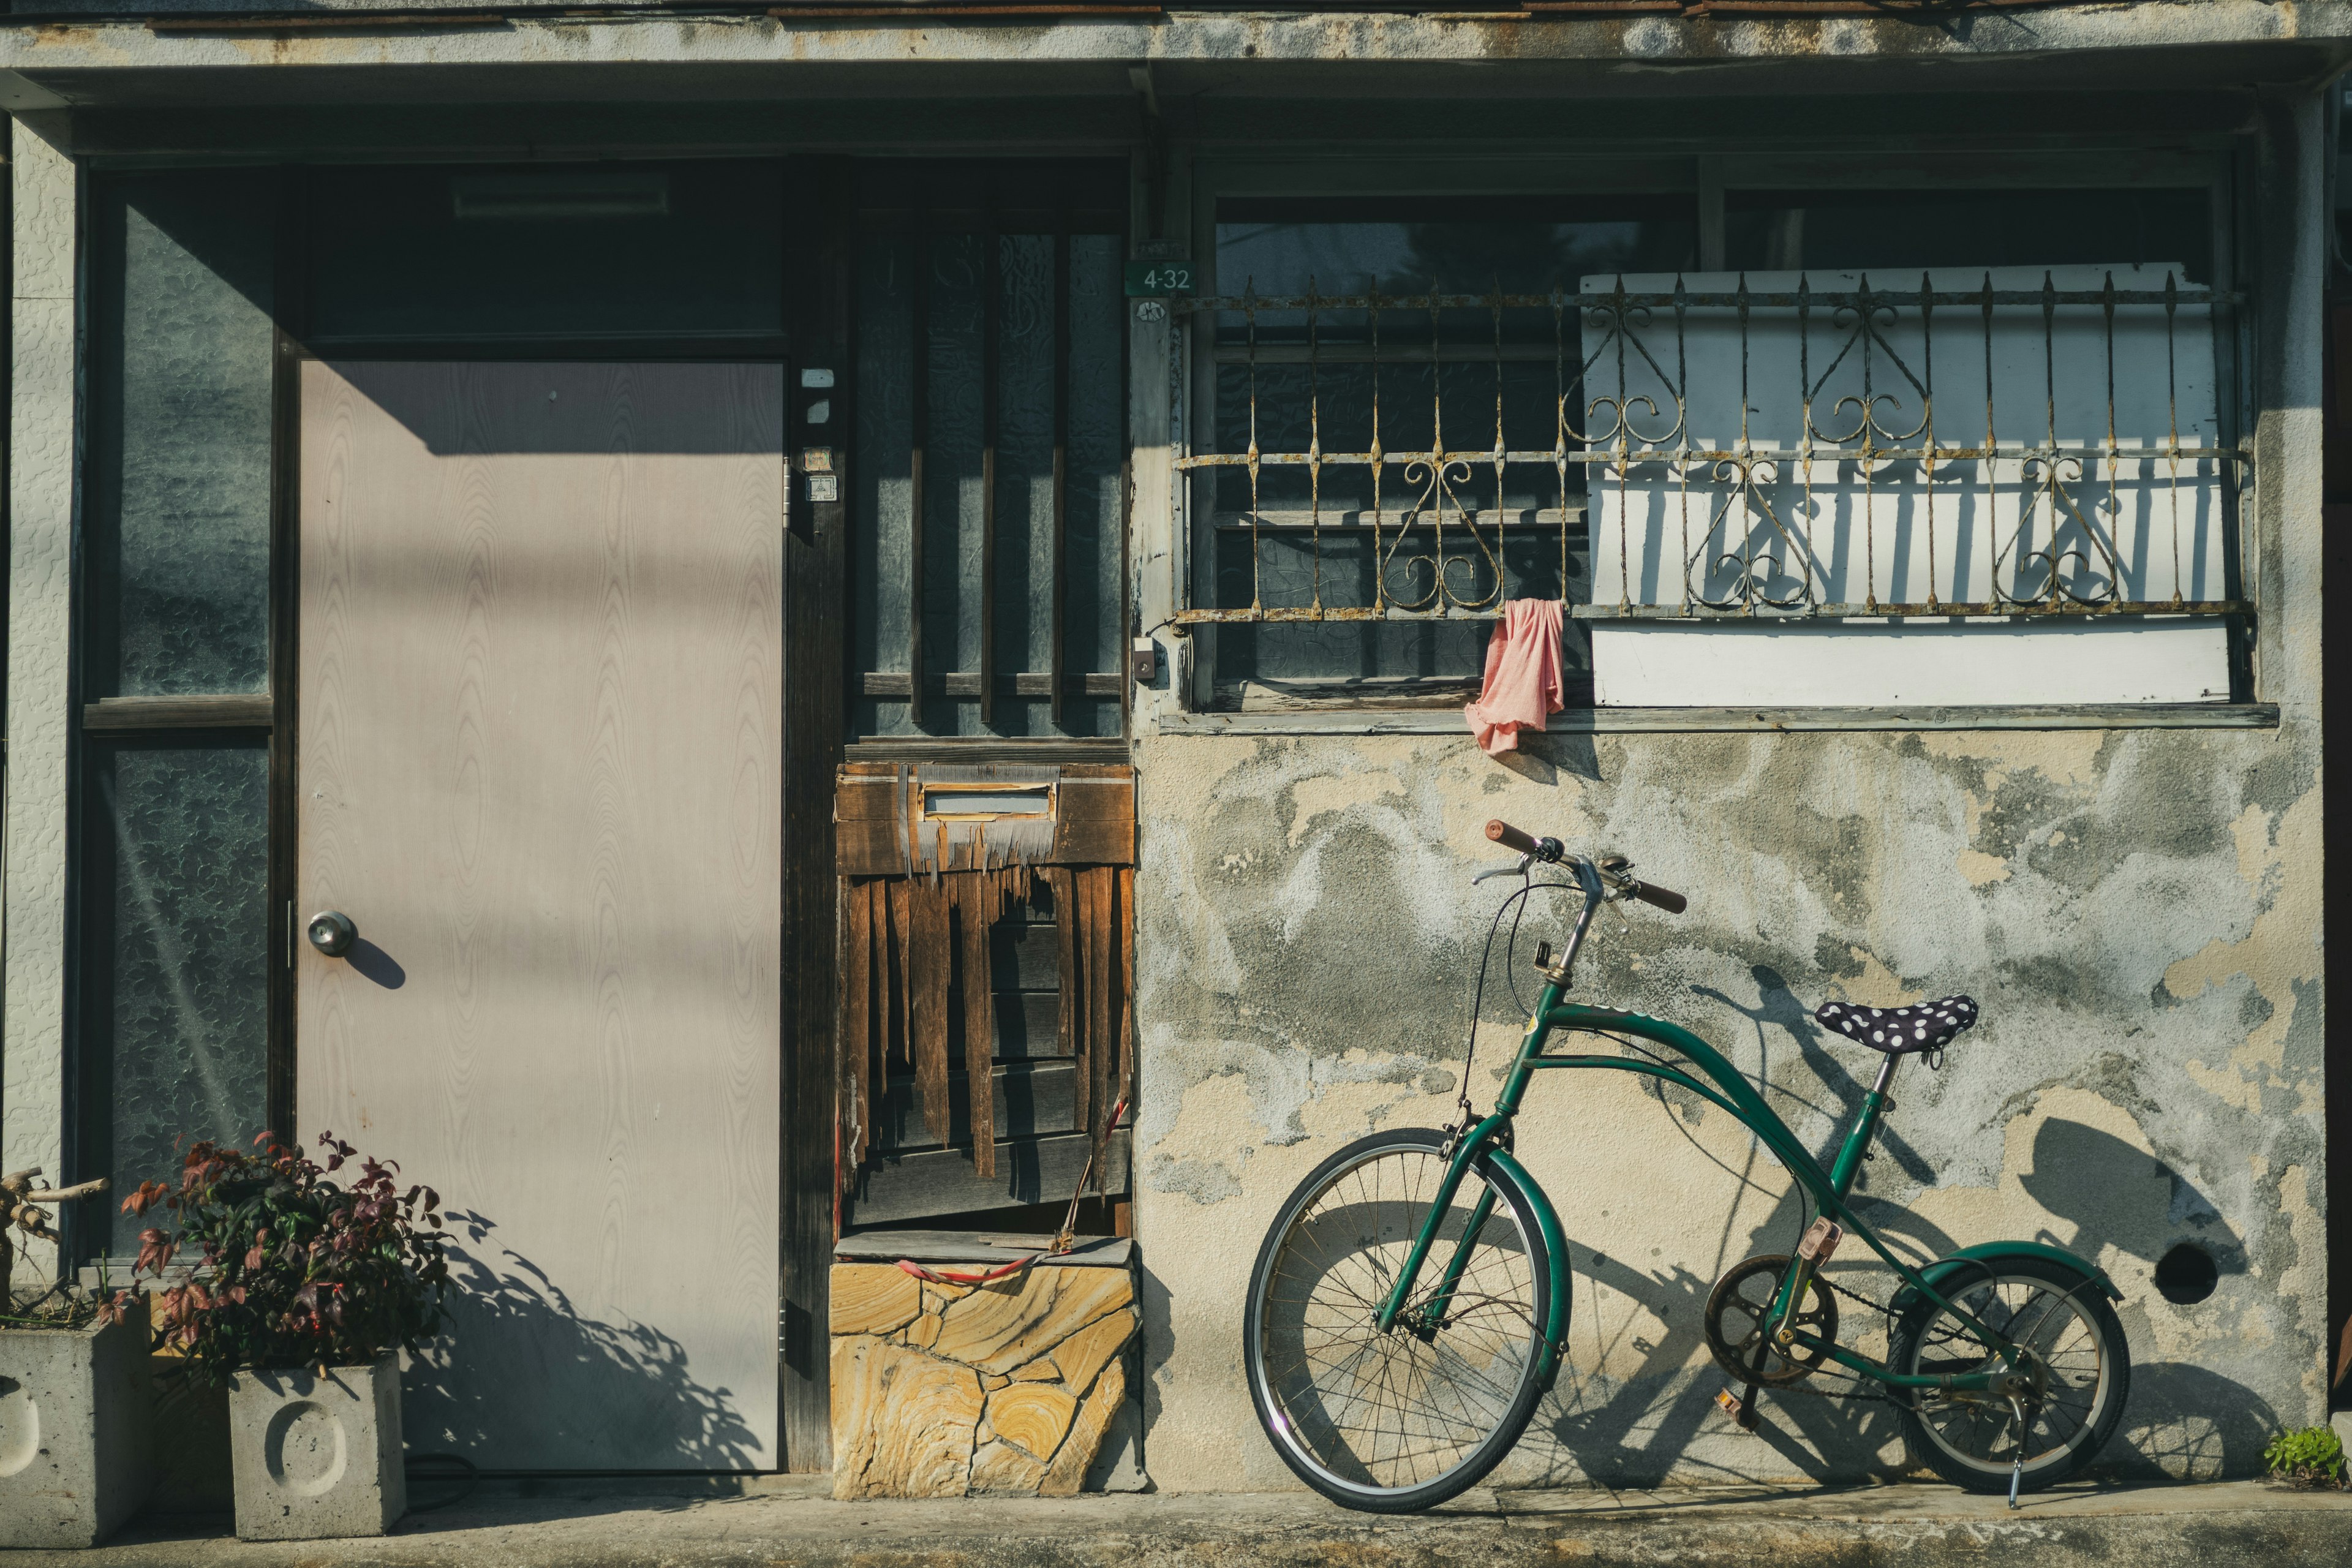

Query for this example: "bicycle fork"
[1374,1120,1504,1338]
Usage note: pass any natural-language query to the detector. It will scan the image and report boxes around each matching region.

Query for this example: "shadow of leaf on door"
[402,1210,765,1472]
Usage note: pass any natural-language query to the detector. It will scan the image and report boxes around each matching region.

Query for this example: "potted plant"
[123,1132,450,1540]
[0,1167,154,1548]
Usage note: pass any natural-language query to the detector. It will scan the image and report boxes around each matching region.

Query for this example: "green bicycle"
[1243,819,2131,1513]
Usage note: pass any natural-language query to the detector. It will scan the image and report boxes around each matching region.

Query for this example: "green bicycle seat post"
[1828,1052,1901,1200]
[1765,1055,1900,1346]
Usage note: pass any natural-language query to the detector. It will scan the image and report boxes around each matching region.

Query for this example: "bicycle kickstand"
[2005,1396,2028,1509]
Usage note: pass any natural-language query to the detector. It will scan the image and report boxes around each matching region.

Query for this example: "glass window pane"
[308,162,784,342]
[81,744,271,1258]
[1205,197,1638,687]
[1063,234,1128,738]
[853,232,918,739]
[1725,188,2214,283]
[88,171,277,698]
[926,232,988,736]
[997,233,1059,690]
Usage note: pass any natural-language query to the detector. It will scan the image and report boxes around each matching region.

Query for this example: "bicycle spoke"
[1253,1145,1546,1495]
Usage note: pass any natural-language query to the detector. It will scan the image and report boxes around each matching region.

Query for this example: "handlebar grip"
[1627,879,1688,915]
[1485,820,1542,857]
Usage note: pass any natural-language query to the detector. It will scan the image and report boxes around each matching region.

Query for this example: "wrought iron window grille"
[1171,269,2248,627]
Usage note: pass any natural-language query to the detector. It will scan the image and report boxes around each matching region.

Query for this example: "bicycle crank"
[1703,1254,1841,1386]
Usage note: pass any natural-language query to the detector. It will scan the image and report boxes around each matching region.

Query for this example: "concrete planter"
[0,1313,156,1547]
[227,1357,406,1540]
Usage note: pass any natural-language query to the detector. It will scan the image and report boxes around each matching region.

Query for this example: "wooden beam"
[858,671,1123,698]
[82,695,274,731]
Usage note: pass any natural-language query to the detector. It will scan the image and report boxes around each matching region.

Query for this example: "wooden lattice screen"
[834,764,1134,1223]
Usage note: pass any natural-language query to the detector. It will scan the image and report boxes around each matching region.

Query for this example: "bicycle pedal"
[1714,1385,1762,1431]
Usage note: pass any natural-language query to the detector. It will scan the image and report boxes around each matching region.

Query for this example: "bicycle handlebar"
[1483,819,1687,914]
[1484,820,1559,861]
[1623,878,1689,915]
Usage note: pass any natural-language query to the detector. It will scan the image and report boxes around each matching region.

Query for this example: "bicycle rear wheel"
[1243,1128,1554,1512]
[1888,1256,2130,1493]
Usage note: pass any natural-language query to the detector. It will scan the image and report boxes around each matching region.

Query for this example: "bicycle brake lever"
[1472,856,1533,885]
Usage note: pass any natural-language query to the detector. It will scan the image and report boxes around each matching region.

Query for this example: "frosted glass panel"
[927,232,988,733]
[85,745,271,1257]
[1063,235,1127,738]
[854,233,918,738]
[88,172,276,697]
[998,233,1058,687]
[848,196,1128,739]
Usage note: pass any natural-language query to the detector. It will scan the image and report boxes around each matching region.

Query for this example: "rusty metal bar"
[1170,599,2252,625]
[1181,268,2247,627]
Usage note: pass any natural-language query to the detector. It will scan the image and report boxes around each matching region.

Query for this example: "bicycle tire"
[1888,1256,2131,1494]
[1243,1128,1556,1513]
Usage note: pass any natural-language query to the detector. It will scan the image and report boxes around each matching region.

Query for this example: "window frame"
[1172,143,2257,721]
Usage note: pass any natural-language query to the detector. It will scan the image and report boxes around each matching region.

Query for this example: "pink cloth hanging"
[1464,599,1565,756]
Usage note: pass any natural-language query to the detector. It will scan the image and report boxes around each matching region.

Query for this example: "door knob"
[307,911,358,957]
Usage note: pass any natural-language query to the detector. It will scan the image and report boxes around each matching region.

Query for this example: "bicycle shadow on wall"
[402,1210,767,1485]
[1496,972,2269,1491]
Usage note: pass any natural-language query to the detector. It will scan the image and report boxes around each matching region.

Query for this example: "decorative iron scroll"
[1171,267,2248,624]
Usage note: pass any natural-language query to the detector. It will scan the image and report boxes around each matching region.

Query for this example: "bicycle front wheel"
[1243,1128,1555,1512]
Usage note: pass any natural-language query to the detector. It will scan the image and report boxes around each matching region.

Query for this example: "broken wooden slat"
[843,878,875,1166]
[1117,862,1136,1121]
[1082,864,1116,1170]
[956,872,999,1177]
[886,879,915,1074]
[1044,865,1078,1068]
[911,880,954,1146]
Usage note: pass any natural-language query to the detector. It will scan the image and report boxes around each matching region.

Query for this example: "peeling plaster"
[1134,722,2326,1491]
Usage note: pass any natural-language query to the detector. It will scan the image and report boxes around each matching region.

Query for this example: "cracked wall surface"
[1129,723,2325,1489]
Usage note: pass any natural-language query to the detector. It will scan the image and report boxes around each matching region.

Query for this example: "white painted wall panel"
[1585,265,2227,614]
[4,125,78,1245]
[1591,619,2231,708]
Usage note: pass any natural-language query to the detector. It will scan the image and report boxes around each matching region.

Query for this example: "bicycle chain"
[1741,1272,1905,1407]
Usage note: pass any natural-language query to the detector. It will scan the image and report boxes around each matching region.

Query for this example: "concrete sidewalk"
[14,1476,2352,1567]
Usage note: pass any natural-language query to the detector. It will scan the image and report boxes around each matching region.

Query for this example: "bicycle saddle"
[1813,995,1979,1056]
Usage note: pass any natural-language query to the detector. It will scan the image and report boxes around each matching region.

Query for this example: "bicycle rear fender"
[1481,1144,1573,1390]
[1889,1241,2124,1317]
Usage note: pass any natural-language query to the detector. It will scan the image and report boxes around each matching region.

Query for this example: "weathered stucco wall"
[1129,723,2324,1489]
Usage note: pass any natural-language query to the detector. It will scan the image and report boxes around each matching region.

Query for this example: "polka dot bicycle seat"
[1813,995,1979,1060]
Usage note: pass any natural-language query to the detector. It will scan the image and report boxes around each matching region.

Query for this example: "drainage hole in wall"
[2154,1242,2219,1305]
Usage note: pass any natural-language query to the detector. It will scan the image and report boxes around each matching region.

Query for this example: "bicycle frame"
[1372,860,2029,1398]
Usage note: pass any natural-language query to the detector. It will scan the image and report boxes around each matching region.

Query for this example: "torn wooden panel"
[839,867,1037,1193]
[911,875,954,1147]
[843,877,875,1169]
[837,763,1134,876]
[956,871,1000,1178]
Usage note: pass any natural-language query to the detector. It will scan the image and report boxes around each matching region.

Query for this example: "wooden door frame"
[260,157,851,1471]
